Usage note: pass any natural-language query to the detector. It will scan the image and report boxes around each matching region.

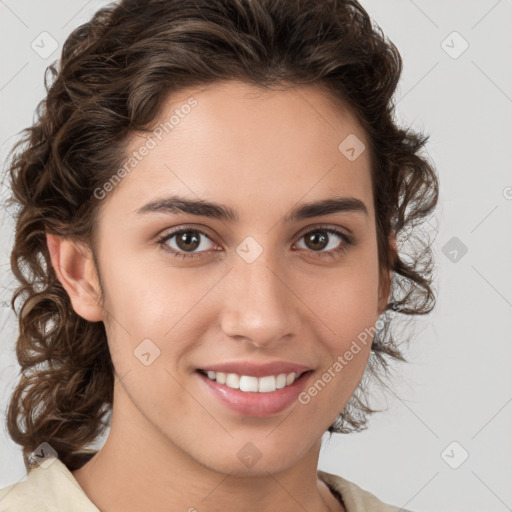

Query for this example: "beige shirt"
[0,457,410,512]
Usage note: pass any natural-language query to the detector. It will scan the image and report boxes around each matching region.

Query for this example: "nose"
[219,250,301,348]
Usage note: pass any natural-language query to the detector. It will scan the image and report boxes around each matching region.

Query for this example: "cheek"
[98,247,223,382]
[298,249,380,413]
[100,244,209,334]
[298,273,377,422]
[305,258,381,348]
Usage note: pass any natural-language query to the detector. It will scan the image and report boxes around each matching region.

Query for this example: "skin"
[47,80,393,512]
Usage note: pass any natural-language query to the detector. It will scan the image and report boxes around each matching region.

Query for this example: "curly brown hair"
[4,0,438,471]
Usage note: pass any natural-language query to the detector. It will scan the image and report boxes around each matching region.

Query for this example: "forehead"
[101,80,374,222]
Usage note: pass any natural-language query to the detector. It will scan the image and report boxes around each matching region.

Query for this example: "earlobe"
[46,233,104,322]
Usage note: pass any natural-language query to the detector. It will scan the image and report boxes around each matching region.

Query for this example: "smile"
[196,368,313,417]
[199,370,303,393]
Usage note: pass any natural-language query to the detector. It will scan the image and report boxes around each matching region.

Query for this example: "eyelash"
[156,226,353,260]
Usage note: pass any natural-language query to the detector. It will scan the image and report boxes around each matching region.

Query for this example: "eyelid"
[295,222,352,240]
[156,224,217,242]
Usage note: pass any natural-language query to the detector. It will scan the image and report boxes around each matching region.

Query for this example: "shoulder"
[0,457,99,512]
[0,477,41,512]
[317,469,413,512]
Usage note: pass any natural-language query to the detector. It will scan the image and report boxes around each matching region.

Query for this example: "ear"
[46,233,104,322]
[377,231,397,315]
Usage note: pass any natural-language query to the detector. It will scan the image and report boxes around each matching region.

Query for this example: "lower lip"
[196,371,312,417]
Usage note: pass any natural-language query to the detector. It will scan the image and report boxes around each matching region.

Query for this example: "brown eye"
[158,228,216,259]
[303,231,329,251]
[175,230,201,252]
[295,227,353,258]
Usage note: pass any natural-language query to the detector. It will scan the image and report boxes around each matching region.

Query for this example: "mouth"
[196,368,309,393]
[195,368,314,417]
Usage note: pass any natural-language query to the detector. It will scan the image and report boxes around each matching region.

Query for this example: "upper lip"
[198,361,312,378]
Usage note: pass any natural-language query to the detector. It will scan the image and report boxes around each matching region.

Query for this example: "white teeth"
[286,372,296,386]
[258,375,276,393]
[239,375,259,392]
[226,373,240,389]
[202,370,302,392]
[276,373,287,389]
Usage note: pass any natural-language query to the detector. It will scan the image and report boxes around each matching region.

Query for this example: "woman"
[0,0,438,510]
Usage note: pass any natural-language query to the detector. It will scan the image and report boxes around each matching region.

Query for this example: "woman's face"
[89,80,389,475]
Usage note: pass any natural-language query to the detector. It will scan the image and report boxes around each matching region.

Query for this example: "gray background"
[1,1,511,511]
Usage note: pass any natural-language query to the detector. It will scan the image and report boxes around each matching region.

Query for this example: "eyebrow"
[135,195,368,222]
